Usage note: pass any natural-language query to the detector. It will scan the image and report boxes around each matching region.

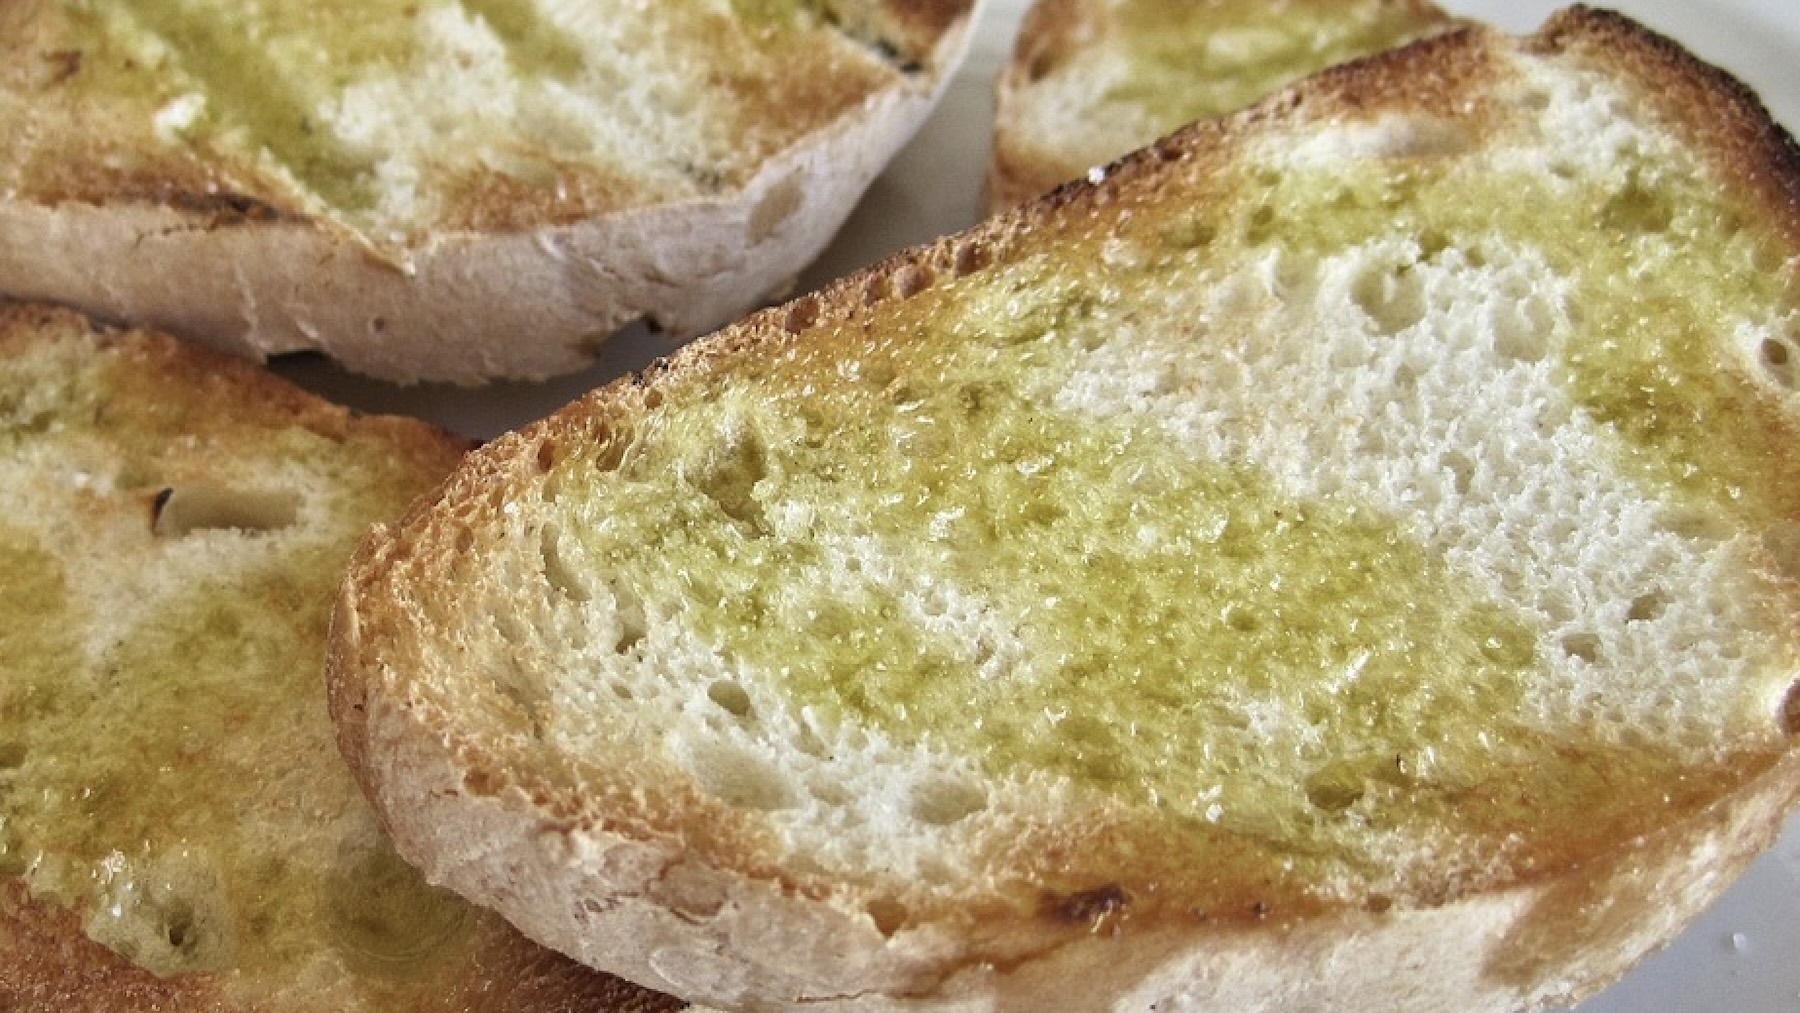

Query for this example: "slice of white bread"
[990,0,1459,210]
[0,0,978,385]
[329,8,1800,1010]
[0,301,684,1011]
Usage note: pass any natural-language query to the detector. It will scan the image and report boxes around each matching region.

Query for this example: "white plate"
[276,3,1800,1009]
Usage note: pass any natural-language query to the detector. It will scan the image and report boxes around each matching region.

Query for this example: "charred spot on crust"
[1052,884,1131,926]
[40,49,84,86]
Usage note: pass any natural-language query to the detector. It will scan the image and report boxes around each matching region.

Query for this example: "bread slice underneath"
[0,302,683,1012]
[0,0,976,384]
[331,8,1800,1011]
[990,0,1459,210]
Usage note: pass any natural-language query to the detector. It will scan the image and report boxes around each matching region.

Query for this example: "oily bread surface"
[0,0,977,384]
[989,0,1459,209]
[331,8,1800,1011]
[0,302,682,1012]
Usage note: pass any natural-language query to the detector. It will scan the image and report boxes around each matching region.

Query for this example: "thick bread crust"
[331,8,1800,1011]
[0,302,683,1011]
[989,0,1457,210]
[0,1,978,385]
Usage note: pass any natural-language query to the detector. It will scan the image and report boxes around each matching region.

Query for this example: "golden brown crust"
[987,0,1109,207]
[1534,5,1800,251]
[988,0,1461,210]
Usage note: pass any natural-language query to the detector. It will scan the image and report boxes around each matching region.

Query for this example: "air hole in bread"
[1272,252,1318,303]
[1782,680,1800,736]
[163,904,197,951]
[1602,178,1675,234]
[1244,204,1278,246]
[862,273,892,306]
[611,583,648,654]
[952,240,990,277]
[866,897,909,937]
[539,526,592,602]
[680,740,797,811]
[1444,451,1476,496]
[1760,338,1796,388]
[907,777,987,825]
[1352,266,1426,335]
[85,858,230,976]
[1560,632,1602,664]
[783,296,821,334]
[1627,591,1668,623]
[1222,602,1260,633]
[1158,214,1217,251]
[809,779,851,805]
[1304,762,1366,813]
[151,485,299,537]
[894,263,935,299]
[689,427,768,530]
[1491,288,1559,363]
[706,680,754,719]
[591,429,630,474]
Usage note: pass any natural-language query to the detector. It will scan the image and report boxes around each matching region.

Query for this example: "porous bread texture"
[0,302,681,1012]
[331,9,1800,1011]
[0,0,978,384]
[990,0,1457,210]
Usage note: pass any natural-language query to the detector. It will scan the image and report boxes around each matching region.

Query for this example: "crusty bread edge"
[987,0,1463,212]
[0,9,977,386]
[987,0,1106,210]
[320,634,1800,1013]
[327,6,1800,1009]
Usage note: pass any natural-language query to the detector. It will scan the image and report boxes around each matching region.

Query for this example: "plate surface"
[277,3,1800,1010]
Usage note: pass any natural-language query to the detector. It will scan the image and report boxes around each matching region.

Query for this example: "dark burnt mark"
[158,189,293,225]
[40,48,84,86]
[150,487,175,530]
[1053,883,1131,927]
[868,38,922,74]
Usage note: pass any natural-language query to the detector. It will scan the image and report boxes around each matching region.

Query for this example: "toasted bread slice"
[0,0,977,385]
[0,302,683,1011]
[990,0,1458,210]
[330,9,1800,1010]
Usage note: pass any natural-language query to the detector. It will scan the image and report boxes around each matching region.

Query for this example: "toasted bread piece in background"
[0,301,683,1011]
[0,0,979,385]
[989,0,1458,209]
[332,8,1800,1011]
